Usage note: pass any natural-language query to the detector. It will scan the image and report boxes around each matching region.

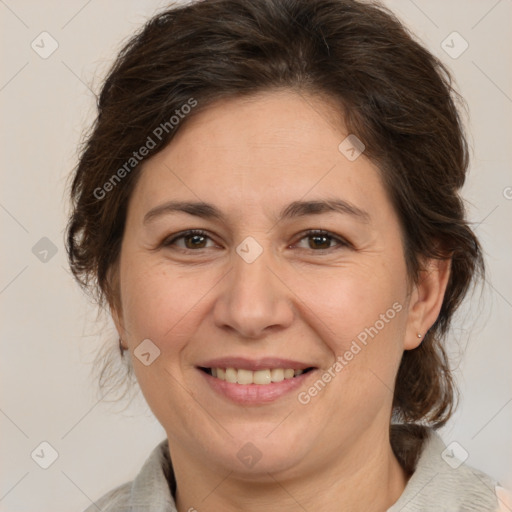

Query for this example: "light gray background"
[1,0,511,510]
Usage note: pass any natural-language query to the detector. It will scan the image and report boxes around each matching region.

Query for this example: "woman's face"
[113,90,431,477]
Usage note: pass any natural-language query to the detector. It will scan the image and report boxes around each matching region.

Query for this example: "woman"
[66,0,510,510]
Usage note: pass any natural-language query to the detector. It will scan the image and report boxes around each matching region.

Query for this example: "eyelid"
[161,228,352,252]
[162,229,216,248]
[292,229,352,250]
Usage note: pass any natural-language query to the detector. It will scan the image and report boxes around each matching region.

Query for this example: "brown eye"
[183,233,208,249]
[163,230,215,250]
[294,230,350,251]
[307,233,332,250]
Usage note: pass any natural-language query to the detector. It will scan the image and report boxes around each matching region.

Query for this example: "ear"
[106,265,127,348]
[404,257,451,350]
[110,299,126,347]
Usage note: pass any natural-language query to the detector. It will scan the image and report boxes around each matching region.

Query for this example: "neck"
[170,429,410,512]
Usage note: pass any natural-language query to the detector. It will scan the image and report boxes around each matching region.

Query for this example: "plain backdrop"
[1,0,511,510]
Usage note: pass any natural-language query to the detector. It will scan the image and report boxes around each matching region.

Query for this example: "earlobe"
[106,265,126,343]
[111,302,130,353]
[404,258,451,350]
[111,302,125,343]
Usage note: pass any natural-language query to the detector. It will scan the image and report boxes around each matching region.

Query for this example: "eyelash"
[161,229,352,253]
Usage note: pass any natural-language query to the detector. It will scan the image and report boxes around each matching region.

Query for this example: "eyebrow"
[143,198,371,225]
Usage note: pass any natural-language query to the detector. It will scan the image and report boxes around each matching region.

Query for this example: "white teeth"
[209,367,308,385]
[270,368,284,382]
[237,369,253,385]
[284,369,295,379]
[225,367,237,383]
[253,370,272,385]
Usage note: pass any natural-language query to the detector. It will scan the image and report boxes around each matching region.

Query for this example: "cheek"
[119,261,210,424]
[307,271,407,409]
[119,260,205,346]
[300,263,408,404]
[303,264,407,345]
[119,257,240,378]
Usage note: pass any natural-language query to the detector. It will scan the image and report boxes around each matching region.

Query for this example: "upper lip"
[197,357,316,371]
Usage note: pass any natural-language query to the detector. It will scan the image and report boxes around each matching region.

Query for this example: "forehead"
[131,90,390,223]
[162,90,347,171]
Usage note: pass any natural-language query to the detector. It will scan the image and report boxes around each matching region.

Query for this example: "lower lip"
[198,369,316,405]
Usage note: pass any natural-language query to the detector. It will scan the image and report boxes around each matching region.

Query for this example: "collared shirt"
[83,427,510,511]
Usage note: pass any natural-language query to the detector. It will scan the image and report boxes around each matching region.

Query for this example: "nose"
[212,245,294,339]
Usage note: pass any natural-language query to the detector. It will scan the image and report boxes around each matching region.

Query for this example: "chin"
[207,426,313,478]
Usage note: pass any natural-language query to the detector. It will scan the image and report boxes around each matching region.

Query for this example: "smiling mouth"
[198,367,315,385]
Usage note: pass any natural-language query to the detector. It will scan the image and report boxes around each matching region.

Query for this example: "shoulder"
[81,439,177,512]
[82,482,131,512]
[389,425,509,512]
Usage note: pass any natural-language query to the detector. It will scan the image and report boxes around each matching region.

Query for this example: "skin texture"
[112,90,451,512]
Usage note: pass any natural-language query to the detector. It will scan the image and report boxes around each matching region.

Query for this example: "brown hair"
[66,0,484,427]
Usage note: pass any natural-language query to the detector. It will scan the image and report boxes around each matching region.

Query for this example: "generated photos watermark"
[93,97,198,200]
[297,301,403,405]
